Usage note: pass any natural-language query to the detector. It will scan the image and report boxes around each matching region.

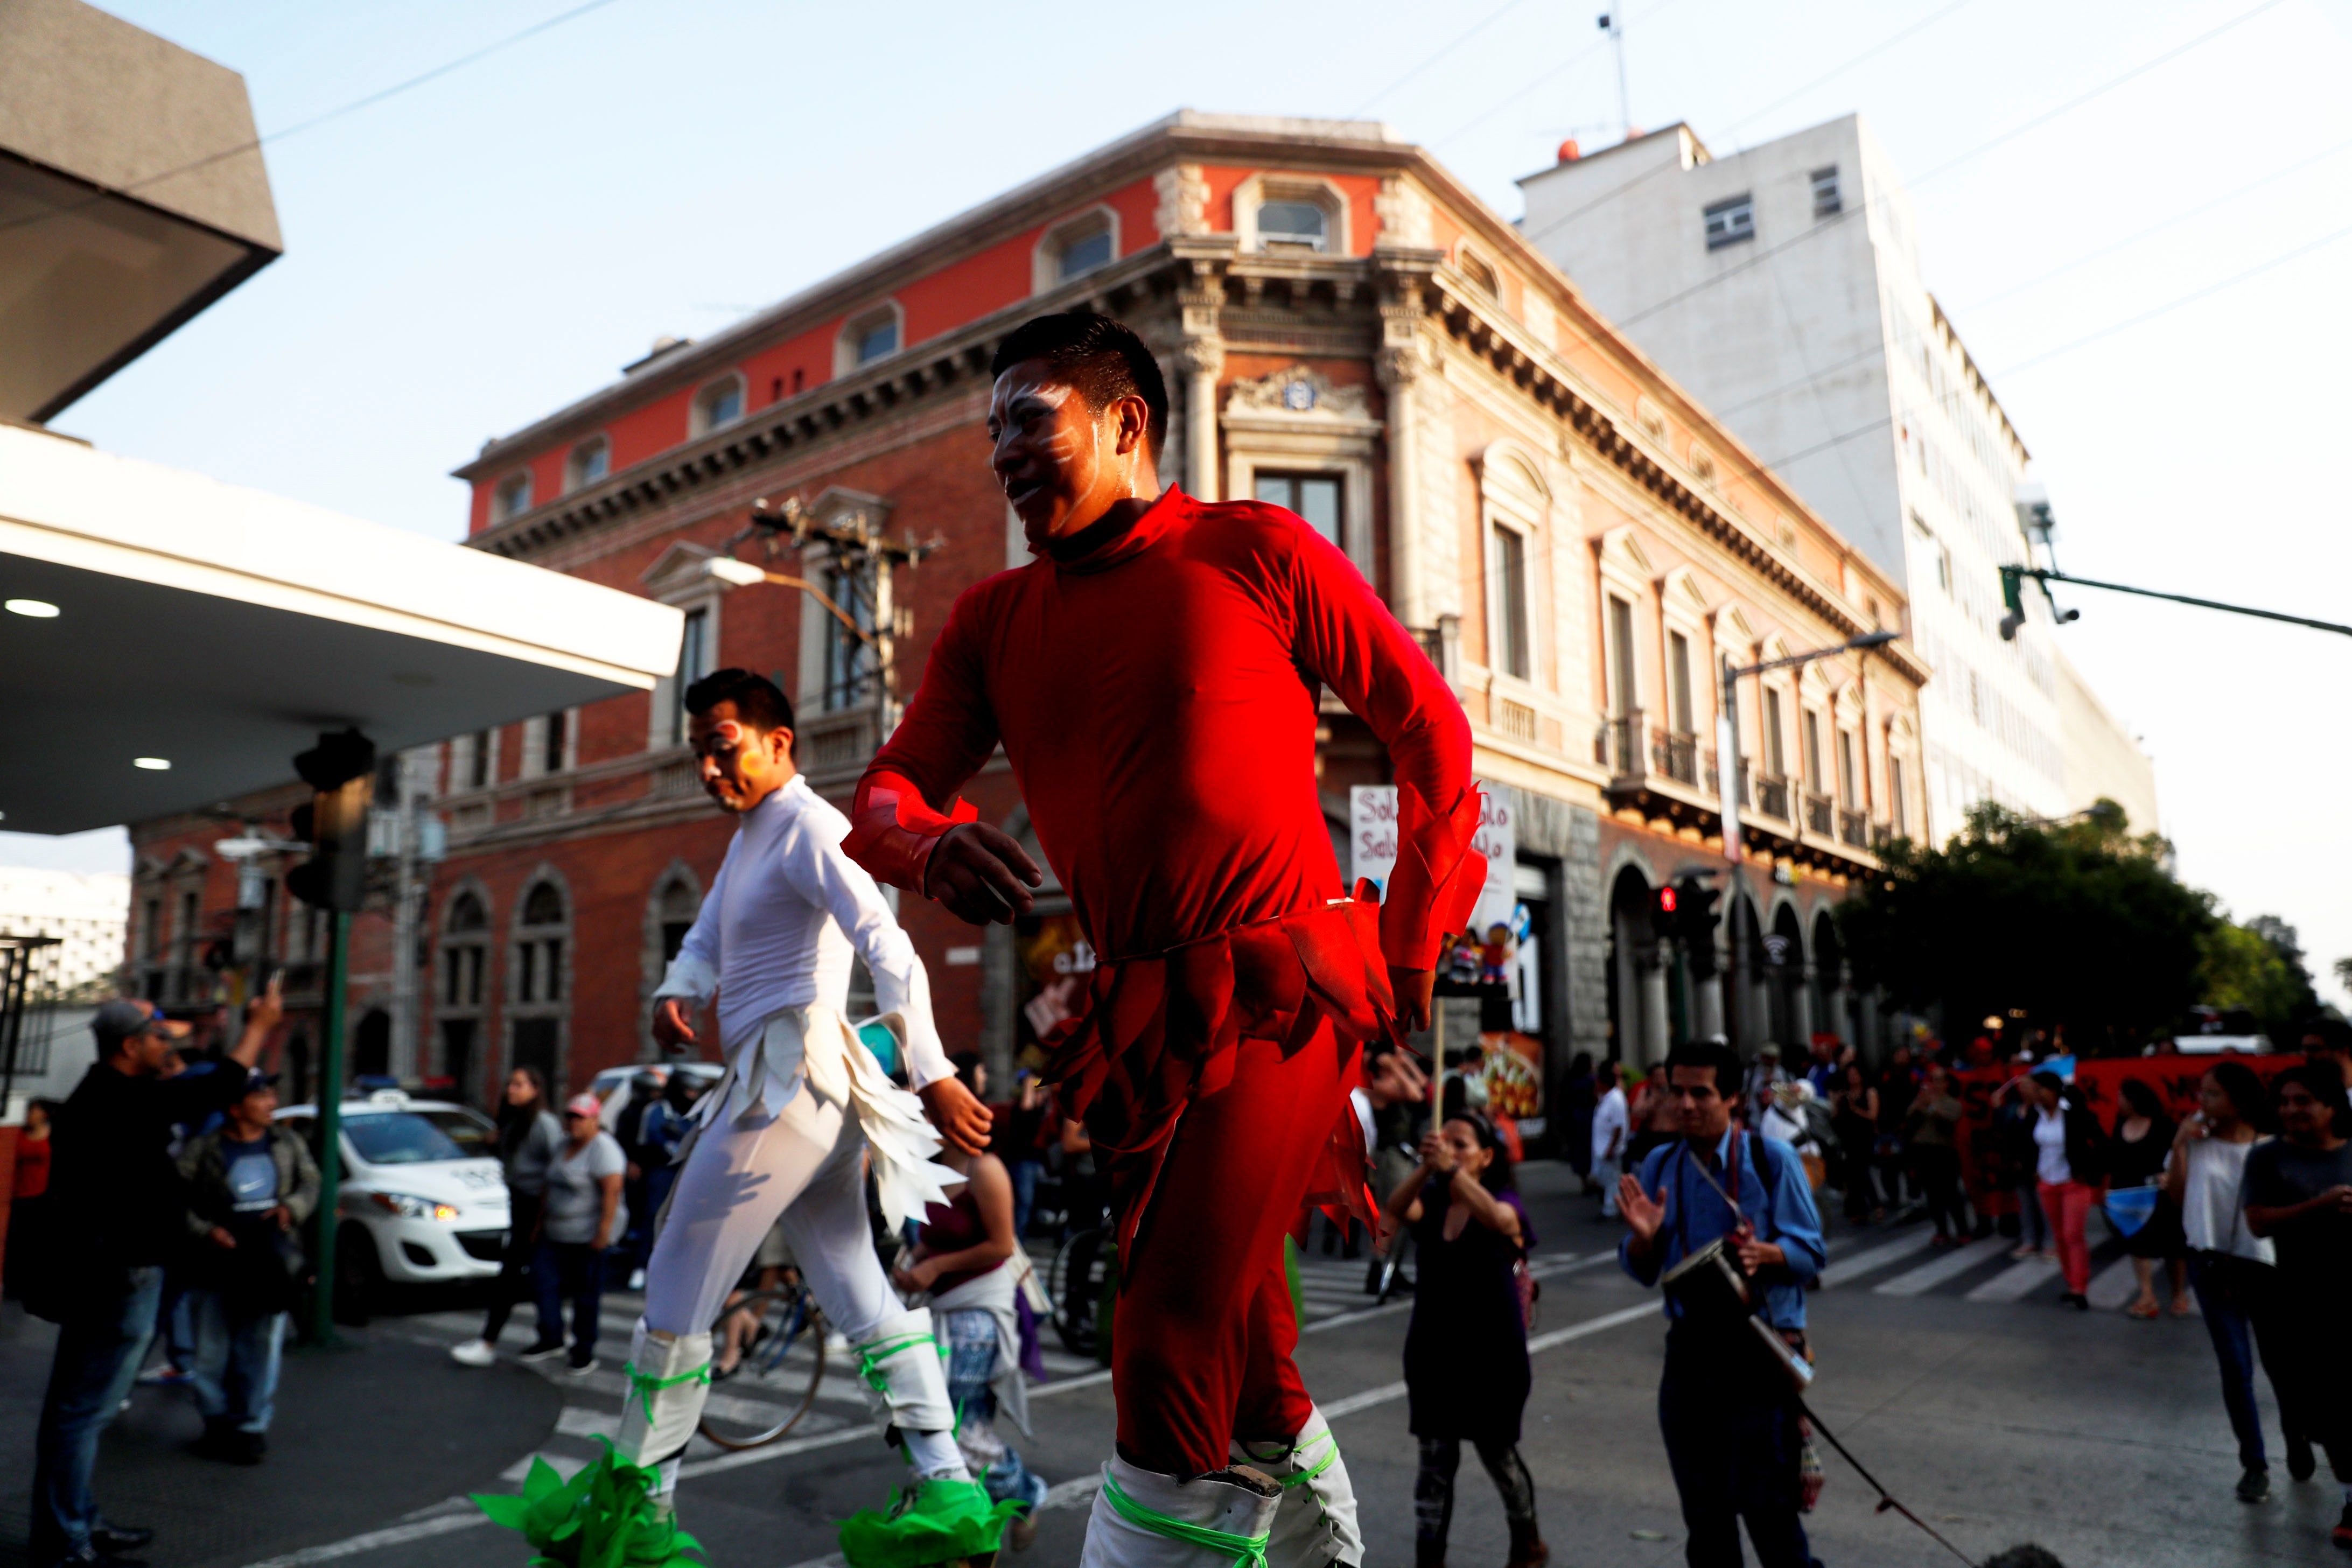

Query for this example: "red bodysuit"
[848,486,1481,1475]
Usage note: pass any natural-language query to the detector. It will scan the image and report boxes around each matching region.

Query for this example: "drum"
[1660,1236,1753,1322]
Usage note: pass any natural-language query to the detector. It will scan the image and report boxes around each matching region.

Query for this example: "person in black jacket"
[2026,1070,2108,1310]
[32,985,279,1568]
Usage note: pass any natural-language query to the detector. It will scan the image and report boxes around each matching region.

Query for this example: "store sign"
[1349,783,1515,932]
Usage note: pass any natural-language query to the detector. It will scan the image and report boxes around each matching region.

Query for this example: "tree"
[1838,799,2215,1054]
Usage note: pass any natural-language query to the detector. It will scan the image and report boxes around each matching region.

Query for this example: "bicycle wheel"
[696,1287,828,1451]
[1049,1229,1108,1356]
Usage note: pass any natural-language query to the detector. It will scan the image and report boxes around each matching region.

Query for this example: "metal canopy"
[0,425,684,834]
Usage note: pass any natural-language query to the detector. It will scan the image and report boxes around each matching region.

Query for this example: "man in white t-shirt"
[1592,1071,1629,1219]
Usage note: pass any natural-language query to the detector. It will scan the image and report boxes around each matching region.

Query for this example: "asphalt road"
[221,1164,2335,1568]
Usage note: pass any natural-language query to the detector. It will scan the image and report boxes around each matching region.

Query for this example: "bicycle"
[1047,1226,1112,1359]
[695,1283,829,1450]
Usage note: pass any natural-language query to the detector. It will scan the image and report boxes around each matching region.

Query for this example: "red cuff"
[1378,782,1487,970]
[843,776,978,897]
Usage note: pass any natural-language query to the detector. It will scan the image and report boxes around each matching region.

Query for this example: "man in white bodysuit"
[481,667,1007,1567]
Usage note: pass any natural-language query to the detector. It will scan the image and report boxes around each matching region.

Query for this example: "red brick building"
[136,113,1927,1116]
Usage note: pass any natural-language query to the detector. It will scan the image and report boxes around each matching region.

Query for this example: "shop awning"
[0,424,684,833]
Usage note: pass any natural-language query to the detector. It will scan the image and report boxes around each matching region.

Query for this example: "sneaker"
[2236,1467,2271,1503]
[2290,1434,2318,1482]
[516,1339,568,1364]
[135,1364,189,1388]
[448,1339,498,1368]
[565,1355,600,1377]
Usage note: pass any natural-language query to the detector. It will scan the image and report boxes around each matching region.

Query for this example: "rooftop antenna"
[1598,10,1630,143]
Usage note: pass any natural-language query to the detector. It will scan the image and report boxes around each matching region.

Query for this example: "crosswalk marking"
[1871,1235,2012,1296]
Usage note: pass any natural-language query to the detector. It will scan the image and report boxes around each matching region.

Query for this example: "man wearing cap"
[175,1067,319,1464]
[34,983,282,1568]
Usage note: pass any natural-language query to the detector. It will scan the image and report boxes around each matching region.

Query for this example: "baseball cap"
[565,1093,601,1118]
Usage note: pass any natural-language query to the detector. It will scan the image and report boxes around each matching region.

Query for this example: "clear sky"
[13,0,2350,1007]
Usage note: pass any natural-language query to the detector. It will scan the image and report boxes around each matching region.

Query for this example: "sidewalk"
[0,1301,562,1568]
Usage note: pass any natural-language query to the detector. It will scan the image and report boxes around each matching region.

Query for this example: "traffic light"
[1649,881,1680,942]
[1676,878,1723,978]
[286,730,376,913]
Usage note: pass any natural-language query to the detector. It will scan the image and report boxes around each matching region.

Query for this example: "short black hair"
[989,310,1168,457]
[684,667,795,733]
[1663,1039,1741,1095]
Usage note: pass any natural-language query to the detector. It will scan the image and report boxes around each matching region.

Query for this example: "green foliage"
[1838,799,2214,1053]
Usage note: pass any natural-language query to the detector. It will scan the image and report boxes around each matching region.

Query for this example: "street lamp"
[1717,629,1898,864]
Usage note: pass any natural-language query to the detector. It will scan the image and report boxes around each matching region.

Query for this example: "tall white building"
[1520,114,2155,839]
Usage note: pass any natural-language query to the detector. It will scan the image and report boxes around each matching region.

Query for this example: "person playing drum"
[1616,1040,1826,1568]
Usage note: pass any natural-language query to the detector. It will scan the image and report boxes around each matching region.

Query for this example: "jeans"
[2187,1252,2278,1471]
[32,1265,164,1561]
[533,1239,605,1364]
[1658,1327,1819,1568]
[1009,1160,1042,1240]
[2038,1179,2095,1294]
[188,1291,287,1433]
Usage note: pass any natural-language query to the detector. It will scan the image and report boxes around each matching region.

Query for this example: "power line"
[1346,0,1537,119]
[0,0,629,236]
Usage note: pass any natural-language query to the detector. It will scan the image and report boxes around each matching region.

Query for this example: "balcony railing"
[1754,773,1791,821]
[1804,791,1834,836]
[1838,807,1868,848]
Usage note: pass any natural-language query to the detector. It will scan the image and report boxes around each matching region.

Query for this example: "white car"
[276,1089,509,1304]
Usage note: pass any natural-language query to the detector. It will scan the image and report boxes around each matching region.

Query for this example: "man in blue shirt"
[1619,1040,1826,1568]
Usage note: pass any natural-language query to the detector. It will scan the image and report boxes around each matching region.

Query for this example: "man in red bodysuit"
[846,311,1483,1568]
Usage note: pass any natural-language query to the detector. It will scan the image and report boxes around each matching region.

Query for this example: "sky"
[11,0,2350,1006]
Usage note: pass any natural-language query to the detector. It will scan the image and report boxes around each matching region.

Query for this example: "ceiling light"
[134,757,171,771]
[5,598,60,618]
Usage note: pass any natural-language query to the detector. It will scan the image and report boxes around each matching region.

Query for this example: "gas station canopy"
[0,424,685,834]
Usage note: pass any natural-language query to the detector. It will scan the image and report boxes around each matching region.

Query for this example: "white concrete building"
[1519,114,2154,839]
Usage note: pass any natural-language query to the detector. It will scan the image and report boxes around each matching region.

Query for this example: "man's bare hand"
[925,824,1042,926]
[653,997,697,1052]
[919,1074,995,1158]
[1390,966,1435,1033]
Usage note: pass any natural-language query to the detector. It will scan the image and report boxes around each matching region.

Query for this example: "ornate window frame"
[1220,365,1380,580]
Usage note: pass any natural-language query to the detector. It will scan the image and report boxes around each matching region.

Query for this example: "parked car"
[277,1089,507,1314]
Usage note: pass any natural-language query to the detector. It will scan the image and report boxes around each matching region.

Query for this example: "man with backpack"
[1617,1039,1826,1568]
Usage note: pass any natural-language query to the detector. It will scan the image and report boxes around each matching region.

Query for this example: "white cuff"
[652,952,717,1004]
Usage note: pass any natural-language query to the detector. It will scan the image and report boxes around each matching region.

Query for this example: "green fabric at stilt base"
[838,1476,1019,1568]
[471,1438,705,1567]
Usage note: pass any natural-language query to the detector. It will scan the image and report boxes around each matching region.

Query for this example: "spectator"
[2027,1070,2107,1310]
[2108,1079,2188,1320]
[32,986,279,1568]
[451,1067,564,1368]
[2243,1065,2352,1550]
[1742,1044,1788,1129]
[1591,1066,1629,1220]
[1905,1065,1967,1247]
[2166,1061,2291,1504]
[1002,1069,1052,1238]
[893,1058,1048,1546]
[533,1093,627,1375]
[5,1098,56,1293]
[1618,1039,1826,1568]
[1829,1062,1884,1223]
[1387,1114,1544,1568]
[176,1070,319,1464]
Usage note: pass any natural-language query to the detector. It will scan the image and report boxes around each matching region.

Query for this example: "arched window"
[510,878,570,1088]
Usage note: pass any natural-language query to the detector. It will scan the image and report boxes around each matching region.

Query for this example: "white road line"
[1817,1228,1938,1289]
[1963,1255,2062,1303]
[1872,1236,2010,1296]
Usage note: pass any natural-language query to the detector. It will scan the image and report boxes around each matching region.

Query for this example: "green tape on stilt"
[471,1438,706,1567]
[1101,1473,1271,1568]
[838,1476,1018,1568]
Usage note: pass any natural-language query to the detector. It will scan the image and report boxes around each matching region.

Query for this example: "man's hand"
[919,1075,994,1158]
[1389,967,1435,1033]
[1618,1177,1668,1247]
[653,998,697,1052]
[207,1224,237,1250]
[1734,1235,1787,1275]
[925,824,1042,926]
